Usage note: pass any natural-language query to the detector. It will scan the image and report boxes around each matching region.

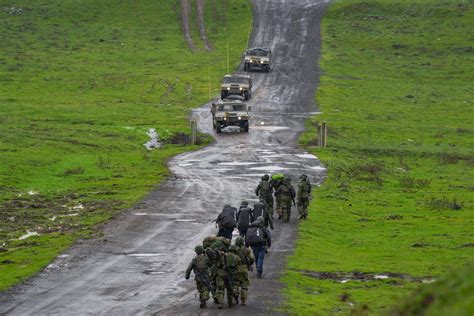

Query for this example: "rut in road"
[0,0,328,315]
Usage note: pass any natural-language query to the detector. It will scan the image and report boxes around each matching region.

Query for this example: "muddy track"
[0,1,329,315]
[180,0,195,51]
[196,0,213,52]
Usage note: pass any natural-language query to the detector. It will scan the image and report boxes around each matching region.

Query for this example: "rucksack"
[237,207,252,230]
[280,184,291,196]
[245,226,265,246]
[271,173,285,180]
[196,254,208,271]
[259,181,272,197]
[223,253,238,270]
[252,203,265,220]
[219,207,236,228]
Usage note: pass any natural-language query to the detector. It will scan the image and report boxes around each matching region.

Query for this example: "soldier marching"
[185,173,313,309]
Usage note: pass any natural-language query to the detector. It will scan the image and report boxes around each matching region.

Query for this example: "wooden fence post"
[316,121,328,147]
[322,121,327,147]
[190,119,197,145]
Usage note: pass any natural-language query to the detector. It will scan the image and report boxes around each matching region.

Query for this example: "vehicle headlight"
[227,87,230,90]
[260,60,264,64]
[223,117,227,120]
[238,116,242,120]
[239,87,243,91]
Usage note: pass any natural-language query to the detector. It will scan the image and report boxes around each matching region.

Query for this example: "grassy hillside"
[0,0,252,291]
[284,0,473,314]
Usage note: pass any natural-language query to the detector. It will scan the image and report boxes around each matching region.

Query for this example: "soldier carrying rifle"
[185,245,213,308]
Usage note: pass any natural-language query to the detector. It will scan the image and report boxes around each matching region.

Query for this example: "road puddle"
[296,153,318,159]
[218,162,259,166]
[251,126,290,131]
[250,166,291,171]
[127,253,165,257]
[144,271,167,275]
[177,163,193,167]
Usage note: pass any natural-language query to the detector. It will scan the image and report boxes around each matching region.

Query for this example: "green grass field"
[285,0,474,314]
[0,0,252,291]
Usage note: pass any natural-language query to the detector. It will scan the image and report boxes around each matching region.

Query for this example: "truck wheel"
[244,91,250,100]
[242,121,249,133]
[244,63,248,71]
[216,124,222,133]
[221,91,227,100]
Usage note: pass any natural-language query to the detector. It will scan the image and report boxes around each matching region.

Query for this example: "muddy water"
[0,1,329,315]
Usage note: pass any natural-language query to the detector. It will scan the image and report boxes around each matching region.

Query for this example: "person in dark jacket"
[236,206,252,237]
[252,201,273,230]
[255,174,274,217]
[216,205,236,240]
[245,216,271,278]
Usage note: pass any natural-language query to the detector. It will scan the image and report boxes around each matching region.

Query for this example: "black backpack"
[245,226,265,246]
[219,207,236,229]
[252,203,265,221]
[237,207,252,230]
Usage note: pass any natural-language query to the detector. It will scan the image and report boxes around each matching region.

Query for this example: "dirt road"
[0,1,328,314]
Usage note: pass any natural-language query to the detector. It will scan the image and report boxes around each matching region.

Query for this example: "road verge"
[284,1,474,314]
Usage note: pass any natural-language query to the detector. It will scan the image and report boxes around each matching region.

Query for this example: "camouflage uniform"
[255,174,274,217]
[215,249,240,309]
[185,246,212,308]
[276,178,295,222]
[232,238,254,306]
[297,174,312,219]
[270,177,284,219]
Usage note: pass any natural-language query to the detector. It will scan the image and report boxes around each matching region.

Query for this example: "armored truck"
[211,97,251,133]
[244,47,272,72]
[220,74,252,100]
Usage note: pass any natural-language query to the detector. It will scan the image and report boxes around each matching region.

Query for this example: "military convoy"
[220,74,252,100]
[211,46,272,134]
[211,96,251,133]
[244,47,272,72]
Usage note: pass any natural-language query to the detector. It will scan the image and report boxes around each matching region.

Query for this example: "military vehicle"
[244,47,272,72]
[220,74,252,100]
[211,96,251,133]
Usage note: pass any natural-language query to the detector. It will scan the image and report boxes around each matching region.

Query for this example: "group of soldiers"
[256,173,312,221]
[185,235,256,309]
[185,173,311,309]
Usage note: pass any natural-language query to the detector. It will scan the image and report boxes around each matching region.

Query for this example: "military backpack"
[245,226,266,246]
[196,254,208,271]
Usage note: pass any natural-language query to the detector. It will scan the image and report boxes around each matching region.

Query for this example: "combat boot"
[199,300,206,308]
[234,293,239,305]
[228,296,234,308]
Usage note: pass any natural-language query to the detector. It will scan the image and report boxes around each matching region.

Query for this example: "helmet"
[240,200,249,207]
[256,216,264,226]
[229,245,238,253]
[300,174,308,180]
[195,245,204,254]
[262,174,269,181]
[235,236,244,247]
[203,235,217,248]
[284,177,291,183]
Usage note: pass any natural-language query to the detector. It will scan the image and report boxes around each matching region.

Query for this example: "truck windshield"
[223,77,248,84]
[247,49,268,57]
[218,104,245,111]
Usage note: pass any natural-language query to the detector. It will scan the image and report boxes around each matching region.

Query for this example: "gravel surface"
[0,1,328,314]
